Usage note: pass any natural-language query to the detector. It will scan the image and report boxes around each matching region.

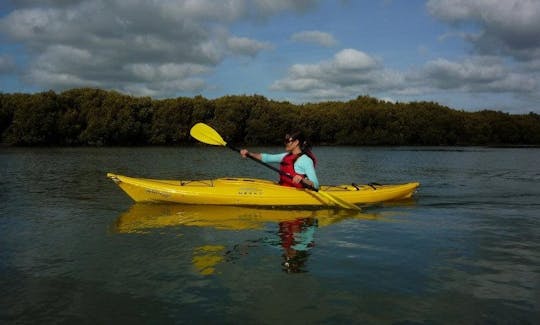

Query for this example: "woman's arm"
[295,156,319,189]
[240,149,262,160]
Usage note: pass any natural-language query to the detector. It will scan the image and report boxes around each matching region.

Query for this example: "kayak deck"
[107,173,419,207]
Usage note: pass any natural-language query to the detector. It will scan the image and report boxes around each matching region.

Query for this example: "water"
[1,146,539,324]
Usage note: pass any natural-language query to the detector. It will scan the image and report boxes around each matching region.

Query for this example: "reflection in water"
[192,245,225,275]
[114,203,380,233]
[113,203,381,275]
[279,218,317,273]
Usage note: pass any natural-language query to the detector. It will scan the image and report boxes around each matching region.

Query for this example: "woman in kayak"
[240,131,319,189]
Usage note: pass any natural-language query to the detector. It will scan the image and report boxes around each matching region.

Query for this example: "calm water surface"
[1,146,539,324]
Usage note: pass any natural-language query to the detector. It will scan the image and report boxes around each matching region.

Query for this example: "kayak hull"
[107,173,419,207]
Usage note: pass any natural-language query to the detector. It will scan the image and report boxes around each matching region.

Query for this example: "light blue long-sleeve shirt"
[261,153,319,189]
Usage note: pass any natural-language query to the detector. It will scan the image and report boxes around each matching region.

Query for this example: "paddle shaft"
[227,144,318,191]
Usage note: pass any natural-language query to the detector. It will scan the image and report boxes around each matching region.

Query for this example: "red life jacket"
[279,153,305,188]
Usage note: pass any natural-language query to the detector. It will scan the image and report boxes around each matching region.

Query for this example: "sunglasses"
[284,137,295,145]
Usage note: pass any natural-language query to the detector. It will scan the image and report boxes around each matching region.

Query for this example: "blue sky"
[1,0,539,113]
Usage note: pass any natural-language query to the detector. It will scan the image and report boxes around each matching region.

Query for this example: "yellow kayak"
[107,173,419,207]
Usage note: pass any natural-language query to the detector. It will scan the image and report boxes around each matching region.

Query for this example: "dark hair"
[285,131,317,167]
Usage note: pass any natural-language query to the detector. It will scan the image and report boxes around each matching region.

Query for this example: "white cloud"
[227,37,273,57]
[0,8,66,41]
[122,78,206,97]
[333,49,377,70]
[282,49,379,83]
[406,55,539,105]
[427,0,540,60]
[27,69,99,89]
[422,0,540,109]
[291,30,337,47]
[0,0,306,97]
[125,63,210,82]
[423,57,506,87]
[272,47,539,108]
[272,78,324,92]
[271,49,405,100]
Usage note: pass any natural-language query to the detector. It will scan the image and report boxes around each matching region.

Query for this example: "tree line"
[1,88,539,146]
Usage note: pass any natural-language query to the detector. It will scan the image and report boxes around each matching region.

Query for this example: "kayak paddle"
[190,122,361,211]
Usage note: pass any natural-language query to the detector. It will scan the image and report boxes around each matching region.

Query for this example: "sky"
[0,0,539,114]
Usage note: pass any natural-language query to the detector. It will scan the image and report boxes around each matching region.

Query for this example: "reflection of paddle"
[190,122,361,211]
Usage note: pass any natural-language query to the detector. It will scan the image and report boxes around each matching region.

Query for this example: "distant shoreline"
[1,88,539,146]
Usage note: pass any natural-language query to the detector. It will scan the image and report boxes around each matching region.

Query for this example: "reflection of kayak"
[114,203,378,233]
[107,173,419,206]
[114,204,378,275]
[113,204,383,276]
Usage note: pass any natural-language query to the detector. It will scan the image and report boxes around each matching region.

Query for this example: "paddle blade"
[190,123,227,146]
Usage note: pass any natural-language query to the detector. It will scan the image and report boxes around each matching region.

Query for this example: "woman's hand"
[240,150,262,160]
[293,175,313,187]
